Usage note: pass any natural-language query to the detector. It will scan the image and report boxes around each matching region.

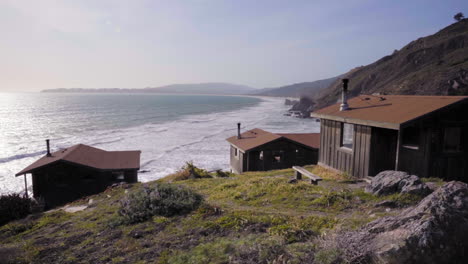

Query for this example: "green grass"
[0,165,440,263]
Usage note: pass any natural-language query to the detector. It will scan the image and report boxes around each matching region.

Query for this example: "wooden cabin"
[226,125,319,173]
[311,79,468,181]
[16,141,141,208]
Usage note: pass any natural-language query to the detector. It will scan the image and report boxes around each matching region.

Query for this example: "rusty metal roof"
[16,144,141,176]
[226,128,319,151]
[311,95,468,129]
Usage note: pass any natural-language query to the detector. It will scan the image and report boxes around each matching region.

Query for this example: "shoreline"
[1,95,319,195]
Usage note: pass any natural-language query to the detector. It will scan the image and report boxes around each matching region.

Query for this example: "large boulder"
[337,181,468,264]
[365,171,431,196]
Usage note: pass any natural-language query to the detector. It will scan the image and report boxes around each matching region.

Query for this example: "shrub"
[215,169,233,178]
[0,194,34,226]
[165,161,212,181]
[118,183,203,224]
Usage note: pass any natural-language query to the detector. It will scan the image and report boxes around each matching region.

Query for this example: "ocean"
[0,93,319,194]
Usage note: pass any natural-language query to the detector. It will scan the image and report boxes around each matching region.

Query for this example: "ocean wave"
[0,95,318,194]
[0,151,45,164]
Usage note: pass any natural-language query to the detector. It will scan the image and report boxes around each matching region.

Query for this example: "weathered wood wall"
[319,119,372,177]
[398,102,468,180]
[246,138,318,172]
[32,162,138,208]
[230,138,318,173]
[369,127,398,176]
[229,145,244,174]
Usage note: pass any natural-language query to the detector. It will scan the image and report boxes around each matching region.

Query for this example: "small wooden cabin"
[16,142,141,208]
[226,125,319,173]
[311,79,468,181]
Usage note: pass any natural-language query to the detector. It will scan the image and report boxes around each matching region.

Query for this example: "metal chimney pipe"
[237,123,241,139]
[340,79,349,111]
[46,139,51,157]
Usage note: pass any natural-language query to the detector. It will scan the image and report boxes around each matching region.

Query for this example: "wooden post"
[395,129,402,170]
[295,171,302,180]
[24,174,29,199]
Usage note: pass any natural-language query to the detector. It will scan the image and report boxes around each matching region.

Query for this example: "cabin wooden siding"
[397,102,468,181]
[230,145,245,174]
[230,138,318,173]
[318,119,372,177]
[319,100,468,180]
[368,127,398,176]
[31,161,138,208]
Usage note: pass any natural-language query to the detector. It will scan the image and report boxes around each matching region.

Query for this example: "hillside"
[41,83,256,95]
[1,165,456,264]
[307,19,468,109]
[252,76,339,98]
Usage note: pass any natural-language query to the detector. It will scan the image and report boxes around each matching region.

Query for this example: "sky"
[1,0,467,92]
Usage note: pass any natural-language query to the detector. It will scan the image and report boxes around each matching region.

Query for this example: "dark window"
[272,151,284,163]
[83,174,96,182]
[341,123,354,149]
[234,147,239,159]
[444,127,462,152]
[113,171,125,181]
[402,126,419,150]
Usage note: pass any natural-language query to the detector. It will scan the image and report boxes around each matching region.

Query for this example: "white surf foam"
[0,97,319,194]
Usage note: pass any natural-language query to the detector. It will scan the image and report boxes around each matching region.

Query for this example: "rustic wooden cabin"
[226,124,319,173]
[16,141,141,208]
[311,79,468,181]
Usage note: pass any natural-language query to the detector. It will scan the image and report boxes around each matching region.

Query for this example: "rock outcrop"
[338,181,468,264]
[365,170,431,196]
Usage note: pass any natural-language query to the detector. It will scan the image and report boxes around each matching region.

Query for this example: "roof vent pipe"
[46,139,51,157]
[237,123,241,139]
[340,79,349,111]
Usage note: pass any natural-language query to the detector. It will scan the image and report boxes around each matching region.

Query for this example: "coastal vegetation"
[0,194,35,226]
[0,165,435,263]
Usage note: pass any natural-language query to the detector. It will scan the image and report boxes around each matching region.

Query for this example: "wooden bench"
[292,166,322,185]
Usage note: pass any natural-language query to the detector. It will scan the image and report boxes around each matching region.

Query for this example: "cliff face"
[254,76,339,98]
[310,19,468,110]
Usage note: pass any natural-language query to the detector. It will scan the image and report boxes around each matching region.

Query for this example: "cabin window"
[259,151,264,160]
[234,147,239,159]
[444,127,462,152]
[272,151,284,163]
[402,126,420,150]
[341,123,354,149]
[112,171,125,181]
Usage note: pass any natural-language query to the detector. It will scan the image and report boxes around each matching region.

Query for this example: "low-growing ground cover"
[0,165,438,264]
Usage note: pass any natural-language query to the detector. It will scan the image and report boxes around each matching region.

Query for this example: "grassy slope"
[0,166,440,264]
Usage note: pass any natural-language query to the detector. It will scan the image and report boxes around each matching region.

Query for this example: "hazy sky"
[1,0,467,92]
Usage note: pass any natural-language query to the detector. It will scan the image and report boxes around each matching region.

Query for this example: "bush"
[215,170,233,178]
[165,161,212,181]
[119,183,203,224]
[0,194,34,226]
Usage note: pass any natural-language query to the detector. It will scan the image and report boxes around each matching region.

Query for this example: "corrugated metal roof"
[226,128,319,151]
[16,144,141,176]
[311,95,468,129]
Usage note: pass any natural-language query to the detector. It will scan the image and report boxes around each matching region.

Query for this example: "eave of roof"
[311,95,468,129]
[226,129,319,151]
[16,144,141,176]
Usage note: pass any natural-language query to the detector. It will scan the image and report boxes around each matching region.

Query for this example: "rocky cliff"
[306,19,468,110]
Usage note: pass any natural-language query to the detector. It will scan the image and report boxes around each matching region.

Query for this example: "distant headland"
[41,82,257,95]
